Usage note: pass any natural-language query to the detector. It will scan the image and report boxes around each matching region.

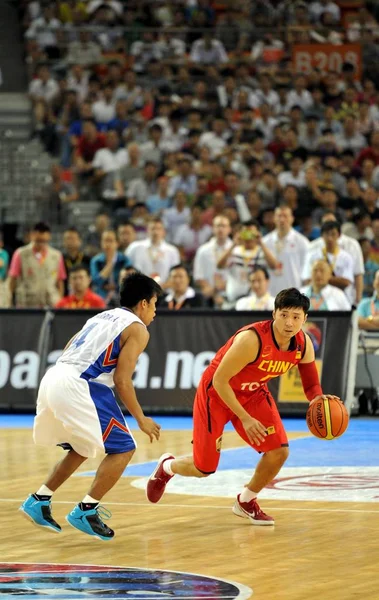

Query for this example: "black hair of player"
[274,288,310,314]
[120,271,163,308]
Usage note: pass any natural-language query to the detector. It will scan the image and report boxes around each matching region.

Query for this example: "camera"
[240,229,256,241]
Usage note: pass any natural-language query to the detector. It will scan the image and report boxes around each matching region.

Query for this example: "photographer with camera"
[217,220,279,306]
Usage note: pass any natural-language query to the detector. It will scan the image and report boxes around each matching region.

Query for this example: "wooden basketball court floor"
[1,414,379,600]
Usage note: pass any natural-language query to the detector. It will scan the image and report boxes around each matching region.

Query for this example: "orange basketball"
[306,397,349,440]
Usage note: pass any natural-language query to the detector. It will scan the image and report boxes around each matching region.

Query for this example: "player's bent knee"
[112,448,136,463]
[266,446,289,463]
[193,465,213,478]
[196,470,210,478]
[126,448,136,459]
[68,449,87,461]
[278,446,289,462]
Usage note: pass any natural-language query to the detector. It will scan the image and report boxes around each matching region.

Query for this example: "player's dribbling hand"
[138,417,161,443]
[240,416,267,446]
[310,394,341,405]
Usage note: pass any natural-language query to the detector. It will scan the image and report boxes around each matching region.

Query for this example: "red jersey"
[55,290,106,309]
[203,319,306,402]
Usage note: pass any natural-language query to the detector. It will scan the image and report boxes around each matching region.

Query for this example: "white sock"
[82,494,99,505]
[36,485,53,497]
[240,488,257,503]
[163,459,174,476]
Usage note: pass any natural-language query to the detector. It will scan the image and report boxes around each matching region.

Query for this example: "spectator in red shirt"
[356,131,379,167]
[55,264,105,309]
[74,119,106,175]
[206,162,227,194]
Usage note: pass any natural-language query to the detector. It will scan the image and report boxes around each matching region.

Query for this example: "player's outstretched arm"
[114,323,161,443]
[213,330,267,446]
[298,333,340,404]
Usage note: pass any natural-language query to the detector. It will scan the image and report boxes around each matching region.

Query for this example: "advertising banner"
[0,310,45,409]
[0,310,354,415]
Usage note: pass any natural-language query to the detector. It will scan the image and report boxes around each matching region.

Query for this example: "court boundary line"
[2,498,379,513]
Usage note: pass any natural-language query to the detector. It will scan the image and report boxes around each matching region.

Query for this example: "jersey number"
[71,323,97,349]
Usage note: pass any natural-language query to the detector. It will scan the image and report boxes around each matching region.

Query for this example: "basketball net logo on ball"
[306,397,349,440]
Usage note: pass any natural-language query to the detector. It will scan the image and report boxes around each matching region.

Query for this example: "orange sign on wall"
[292,43,362,80]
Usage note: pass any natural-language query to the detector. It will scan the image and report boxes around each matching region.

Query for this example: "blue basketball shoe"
[19,494,61,533]
[66,504,114,541]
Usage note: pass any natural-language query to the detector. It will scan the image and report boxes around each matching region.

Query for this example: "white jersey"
[58,308,145,387]
[262,228,309,296]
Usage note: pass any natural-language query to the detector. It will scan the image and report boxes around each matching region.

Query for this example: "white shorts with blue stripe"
[34,364,137,458]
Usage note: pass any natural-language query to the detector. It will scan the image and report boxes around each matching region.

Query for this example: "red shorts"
[192,379,288,474]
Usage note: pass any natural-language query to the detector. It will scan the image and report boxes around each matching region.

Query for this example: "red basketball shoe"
[233,494,275,525]
[146,453,175,503]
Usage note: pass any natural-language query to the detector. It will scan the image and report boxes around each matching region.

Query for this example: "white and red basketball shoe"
[233,494,275,525]
[146,453,175,503]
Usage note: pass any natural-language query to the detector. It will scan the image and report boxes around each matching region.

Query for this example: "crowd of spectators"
[3,0,379,328]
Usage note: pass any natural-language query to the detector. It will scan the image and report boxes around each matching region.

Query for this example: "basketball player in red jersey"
[147,288,340,524]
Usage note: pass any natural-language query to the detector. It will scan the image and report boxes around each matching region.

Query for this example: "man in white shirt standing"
[302,221,354,300]
[126,218,180,287]
[309,211,364,304]
[193,215,233,304]
[235,266,275,311]
[263,205,309,296]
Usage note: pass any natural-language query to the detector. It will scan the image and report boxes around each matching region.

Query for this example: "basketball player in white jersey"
[20,273,162,541]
